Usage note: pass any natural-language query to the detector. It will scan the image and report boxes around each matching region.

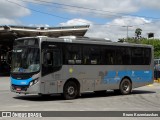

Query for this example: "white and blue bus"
[10,36,154,99]
[154,59,160,65]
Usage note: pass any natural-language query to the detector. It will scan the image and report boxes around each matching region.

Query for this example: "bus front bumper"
[10,83,40,94]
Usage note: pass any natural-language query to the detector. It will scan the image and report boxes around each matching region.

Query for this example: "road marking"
[154,80,160,83]
[147,84,153,87]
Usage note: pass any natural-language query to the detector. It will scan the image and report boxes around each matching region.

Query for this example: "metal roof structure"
[0,25,89,41]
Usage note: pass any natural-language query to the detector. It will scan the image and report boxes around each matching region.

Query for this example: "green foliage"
[135,28,142,38]
[125,38,160,58]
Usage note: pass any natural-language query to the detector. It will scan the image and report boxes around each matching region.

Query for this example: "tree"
[118,38,125,42]
[135,28,142,39]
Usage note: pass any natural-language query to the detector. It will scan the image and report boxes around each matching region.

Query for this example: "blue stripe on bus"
[103,70,153,84]
[10,77,33,86]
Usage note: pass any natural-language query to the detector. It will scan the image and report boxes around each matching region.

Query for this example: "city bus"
[154,59,160,66]
[10,36,154,100]
[154,58,160,79]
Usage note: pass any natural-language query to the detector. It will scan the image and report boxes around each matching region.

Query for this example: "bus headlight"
[29,78,39,86]
[29,81,34,86]
[34,79,39,84]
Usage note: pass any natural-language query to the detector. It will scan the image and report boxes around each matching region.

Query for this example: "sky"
[0,0,160,41]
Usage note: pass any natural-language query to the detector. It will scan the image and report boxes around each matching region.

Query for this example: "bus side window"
[83,45,101,65]
[83,46,91,64]
[144,48,151,65]
[64,44,82,65]
[53,50,62,67]
[84,55,90,64]
[105,48,115,65]
[131,47,144,65]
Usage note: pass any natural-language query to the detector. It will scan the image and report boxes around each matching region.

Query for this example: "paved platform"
[0,77,160,120]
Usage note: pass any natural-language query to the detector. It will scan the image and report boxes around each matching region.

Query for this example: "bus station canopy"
[0,25,89,41]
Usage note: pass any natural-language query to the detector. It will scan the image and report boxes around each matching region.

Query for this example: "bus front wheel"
[63,81,78,100]
[119,78,132,95]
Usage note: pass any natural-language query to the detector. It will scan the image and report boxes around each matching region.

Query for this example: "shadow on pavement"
[13,94,64,101]
[13,90,156,101]
[131,90,156,95]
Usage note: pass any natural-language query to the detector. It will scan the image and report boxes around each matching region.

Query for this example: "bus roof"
[16,36,153,48]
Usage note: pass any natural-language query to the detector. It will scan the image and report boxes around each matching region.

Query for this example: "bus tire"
[120,78,132,95]
[63,81,78,100]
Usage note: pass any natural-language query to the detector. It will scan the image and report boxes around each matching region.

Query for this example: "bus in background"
[154,59,160,66]
[10,36,154,100]
[154,59,160,79]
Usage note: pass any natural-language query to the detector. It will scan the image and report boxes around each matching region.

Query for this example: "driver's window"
[46,52,53,66]
[43,49,62,67]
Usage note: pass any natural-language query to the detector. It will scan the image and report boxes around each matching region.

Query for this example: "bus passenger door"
[41,49,62,94]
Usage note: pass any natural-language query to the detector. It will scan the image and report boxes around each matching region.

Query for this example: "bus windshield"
[11,47,40,73]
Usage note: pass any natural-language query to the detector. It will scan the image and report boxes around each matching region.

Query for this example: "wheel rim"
[64,81,78,99]
[122,81,130,92]
[67,86,75,95]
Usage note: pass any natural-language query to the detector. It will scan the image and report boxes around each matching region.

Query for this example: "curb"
[154,79,160,83]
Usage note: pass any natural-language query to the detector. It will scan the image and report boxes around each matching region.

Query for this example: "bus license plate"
[16,88,21,91]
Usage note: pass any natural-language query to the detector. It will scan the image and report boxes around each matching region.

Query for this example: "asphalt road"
[0,77,160,120]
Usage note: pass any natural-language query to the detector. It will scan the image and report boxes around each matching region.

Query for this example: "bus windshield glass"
[11,47,40,73]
